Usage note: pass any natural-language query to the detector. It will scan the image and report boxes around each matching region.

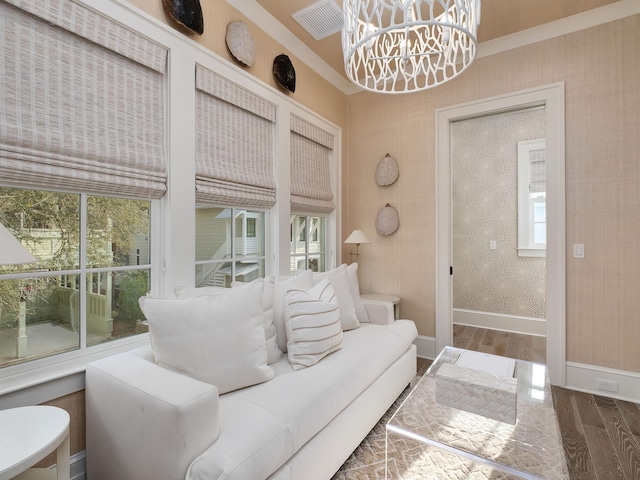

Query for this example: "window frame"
[0,187,159,397]
[290,214,327,274]
[517,139,547,258]
[195,206,269,287]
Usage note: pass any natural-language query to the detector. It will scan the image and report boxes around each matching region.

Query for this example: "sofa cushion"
[187,320,418,480]
[346,262,369,323]
[174,277,281,365]
[139,280,275,394]
[284,278,343,370]
[311,264,360,330]
[232,276,280,364]
[273,270,313,353]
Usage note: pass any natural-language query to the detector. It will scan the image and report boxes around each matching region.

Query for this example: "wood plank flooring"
[451,324,640,480]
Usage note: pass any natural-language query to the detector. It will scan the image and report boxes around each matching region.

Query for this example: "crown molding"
[228,0,640,96]
[478,0,640,59]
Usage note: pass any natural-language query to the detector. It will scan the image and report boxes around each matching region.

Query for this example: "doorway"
[435,84,566,386]
[451,107,547,338]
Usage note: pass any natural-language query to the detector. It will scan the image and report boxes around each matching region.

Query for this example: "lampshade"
[344,230,371,245]
[342,0,481,94]
[0,222,37,266]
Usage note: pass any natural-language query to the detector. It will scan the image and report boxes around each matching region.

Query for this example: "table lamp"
[344,230,370,262]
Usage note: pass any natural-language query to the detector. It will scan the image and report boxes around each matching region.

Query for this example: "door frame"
[435,83,566,386]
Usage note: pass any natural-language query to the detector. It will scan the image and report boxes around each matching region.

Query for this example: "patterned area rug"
[332,376,516,480]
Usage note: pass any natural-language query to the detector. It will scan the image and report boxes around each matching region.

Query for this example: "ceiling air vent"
[292,0,344,41]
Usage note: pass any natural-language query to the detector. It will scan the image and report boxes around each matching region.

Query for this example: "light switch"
[489,240,497,250]
[573,244,585,258]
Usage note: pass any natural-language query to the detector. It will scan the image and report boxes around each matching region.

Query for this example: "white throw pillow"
[346,262,370,323]
[174,285,225,297]
[231,276,280,364]
[273,270,313,353]
[312,264,360,330]
[284,278,343,370]
[140,280,274,394]
[175,278,282,365]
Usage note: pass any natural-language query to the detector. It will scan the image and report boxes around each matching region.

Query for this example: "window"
[290,215,326,274]
[0,187,151,368]
[246,218,256,238]
[196,207,266,288]
[518,139,546,257]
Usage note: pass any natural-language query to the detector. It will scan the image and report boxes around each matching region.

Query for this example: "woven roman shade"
[195,65,277,208]
[529,148,546,193]
[0,0,167,198]
[290,114,335,214]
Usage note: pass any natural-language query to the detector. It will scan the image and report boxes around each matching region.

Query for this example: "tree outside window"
[0,187,151,368]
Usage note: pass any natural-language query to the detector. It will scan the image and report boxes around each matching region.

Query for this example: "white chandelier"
[342,0,481,94]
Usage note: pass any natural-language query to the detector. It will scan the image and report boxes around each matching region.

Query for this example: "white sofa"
[86,266,418,480]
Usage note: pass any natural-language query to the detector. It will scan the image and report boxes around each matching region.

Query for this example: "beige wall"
[345,15,640,373]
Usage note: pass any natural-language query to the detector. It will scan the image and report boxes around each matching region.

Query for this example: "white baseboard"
[565,362,640,403]
[71,451,86,480]
[44,451,85,480]
[414,335,437,360]
[453,309,546,337]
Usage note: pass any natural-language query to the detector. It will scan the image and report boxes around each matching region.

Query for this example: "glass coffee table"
[385,347,568,479]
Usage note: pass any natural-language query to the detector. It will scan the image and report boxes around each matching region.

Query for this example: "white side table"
[361,293,400,320]
[0,406,70,480]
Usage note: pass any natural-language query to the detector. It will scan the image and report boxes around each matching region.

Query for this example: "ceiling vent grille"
[292,0,344,41]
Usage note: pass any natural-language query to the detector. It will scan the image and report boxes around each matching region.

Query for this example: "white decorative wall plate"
[226,21,255,67]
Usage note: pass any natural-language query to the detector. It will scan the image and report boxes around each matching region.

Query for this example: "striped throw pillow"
[284,278,343,370]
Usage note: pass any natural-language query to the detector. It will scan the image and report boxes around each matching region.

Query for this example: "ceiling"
[229,0,628,92]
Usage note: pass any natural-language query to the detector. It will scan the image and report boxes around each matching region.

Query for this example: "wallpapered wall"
[346,14,640,372]
[451,108,546,319]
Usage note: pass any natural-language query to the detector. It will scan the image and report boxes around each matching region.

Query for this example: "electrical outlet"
[597,379,618,393]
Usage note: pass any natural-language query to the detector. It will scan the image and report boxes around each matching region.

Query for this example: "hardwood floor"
[449,324,640,480]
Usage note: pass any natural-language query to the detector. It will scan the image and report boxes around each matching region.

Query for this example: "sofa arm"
[362,299,395,325]
[86,351,219,480]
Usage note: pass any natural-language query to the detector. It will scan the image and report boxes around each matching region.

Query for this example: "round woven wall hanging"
[375,204,399,236]
[375,153,399,186]
[226,21,255,67]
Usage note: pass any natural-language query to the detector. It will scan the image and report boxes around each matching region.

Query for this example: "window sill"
[0,334,150,407]
[518,248,546,258]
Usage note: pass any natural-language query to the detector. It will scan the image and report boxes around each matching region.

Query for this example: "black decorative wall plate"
[273,54,296,93]
[163,0,204,35]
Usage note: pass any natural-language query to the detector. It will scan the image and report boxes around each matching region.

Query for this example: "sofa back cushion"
[311,263,360,330]
[231,276,280,363]
[139,279,274,394]
[346,262,370,323]
[174,277,281,365]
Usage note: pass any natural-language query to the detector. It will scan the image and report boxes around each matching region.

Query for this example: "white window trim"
[0,0,341,403]
[0,193,160,402]
[517,138,547,258]
[194,206,270,285]
[290,214,328,273]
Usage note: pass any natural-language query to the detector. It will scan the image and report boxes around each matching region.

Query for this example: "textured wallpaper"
[451,108,546,319]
